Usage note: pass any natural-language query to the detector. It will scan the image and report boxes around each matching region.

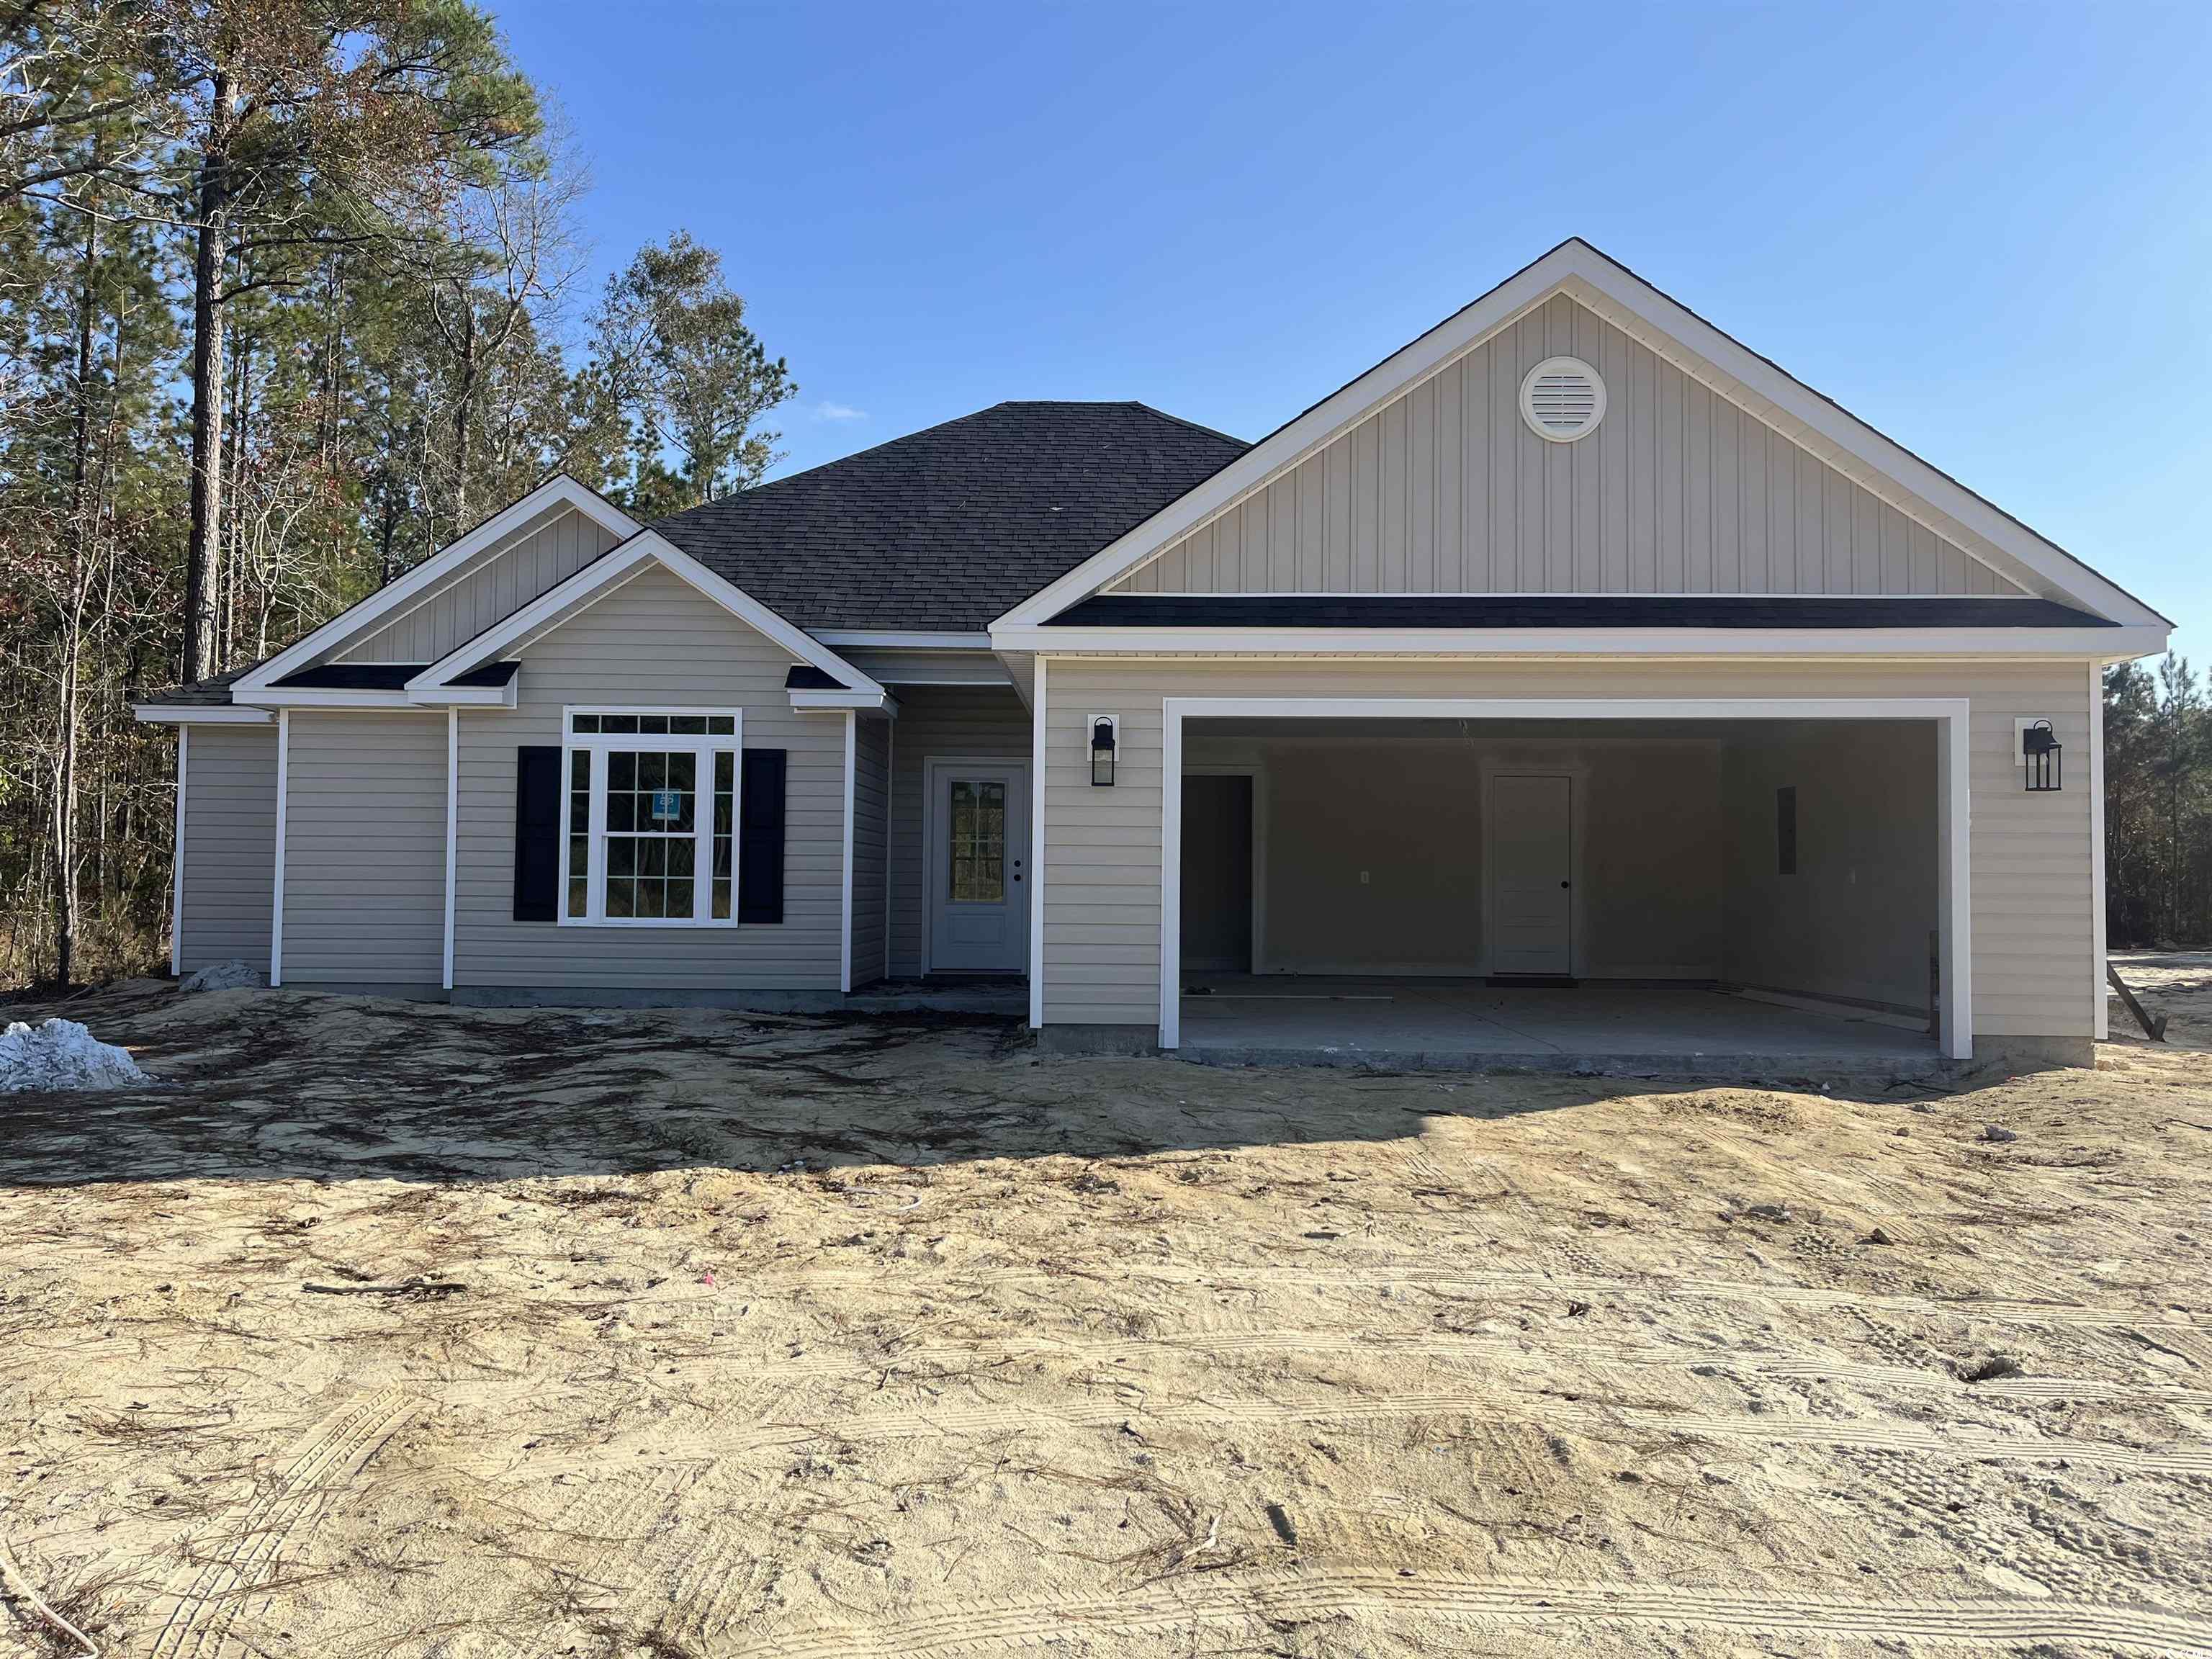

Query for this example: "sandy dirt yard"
[3,979,2211,1658]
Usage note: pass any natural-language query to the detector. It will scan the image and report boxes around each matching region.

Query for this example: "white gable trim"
[993,240,2166,634]
[234,475,641,693]
[406,529,883,698]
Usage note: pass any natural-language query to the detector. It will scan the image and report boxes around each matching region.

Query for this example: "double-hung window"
[561,710,740,925]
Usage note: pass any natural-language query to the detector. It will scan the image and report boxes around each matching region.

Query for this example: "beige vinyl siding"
[1109,293,2025,599]
[851,715,889,987]
[888,685,1032,976]
[338,504,623,664]
[452,565,845,991]
[1041,657,2092,1040]
[279,711,447,986]
[178,723,277,974]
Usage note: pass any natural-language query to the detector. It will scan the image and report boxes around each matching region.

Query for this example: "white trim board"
[995,240,2166,636]
[1029,657,1048,1027]
[235,475,639,693]
[441,709,458,992]
[134,704,272,725]
[993,624,2165,660]
[169,724,189,976]
[407,529,884,701]
[1152,696,1972,1061]
[269,710,289,988]
[841,711,857,994]
[2090,659,2108,1041]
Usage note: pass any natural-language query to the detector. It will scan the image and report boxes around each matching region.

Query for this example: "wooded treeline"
[2103,657,2212,950]
[3,0,794,986]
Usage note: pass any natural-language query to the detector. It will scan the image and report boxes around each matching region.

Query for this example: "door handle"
[1560,881,1570,889]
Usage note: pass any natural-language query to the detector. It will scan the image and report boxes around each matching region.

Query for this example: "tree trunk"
[181,75,233,688]
[450,293,476,529]
[52,203,99,985]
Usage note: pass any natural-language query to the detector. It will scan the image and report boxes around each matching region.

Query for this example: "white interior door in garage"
[1488,772,1573,975]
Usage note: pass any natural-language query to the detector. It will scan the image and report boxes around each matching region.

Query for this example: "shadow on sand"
[0,980,1965,1190]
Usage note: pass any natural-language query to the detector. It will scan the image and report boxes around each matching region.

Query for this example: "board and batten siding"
[1040,658,2093,1042]
[451,565,847,991]
[1108,293,2026,600]
[850,715,889,987]
[178,722,277,974]
[888,685,1031,977]
[338,503,623,665]
[278,711,448,986]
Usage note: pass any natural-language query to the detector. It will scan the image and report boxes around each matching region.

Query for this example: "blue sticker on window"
[651,790,681,822]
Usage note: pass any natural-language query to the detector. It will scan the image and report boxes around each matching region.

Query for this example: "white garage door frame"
[1159,696,1973,1060]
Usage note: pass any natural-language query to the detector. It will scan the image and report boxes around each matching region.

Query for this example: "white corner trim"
[442,709,458,994]
[2090,659,2108,1041]
[994,240,2166,635]
[407,529,883,700]
[270,710,289,988]
[1030,656,1048,1028]
[235,475,639,693]
[840,711,857,995]
[884,720,896,985]
[170,724,188,976]
[133,703,273,725]
[1152,695,1973,1063]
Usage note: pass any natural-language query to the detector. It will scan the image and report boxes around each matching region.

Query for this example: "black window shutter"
[513,745,562,921]
[738,748,786,923]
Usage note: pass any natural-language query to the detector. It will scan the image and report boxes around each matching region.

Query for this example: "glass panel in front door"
[948,780,1007,902]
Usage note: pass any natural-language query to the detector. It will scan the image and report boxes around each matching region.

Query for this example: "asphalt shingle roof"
[651,401,1249,632]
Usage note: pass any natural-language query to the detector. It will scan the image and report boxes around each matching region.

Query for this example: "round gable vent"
[1519,356,1606,442]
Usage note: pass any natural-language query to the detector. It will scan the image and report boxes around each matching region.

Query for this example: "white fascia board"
[234,475,640,693]
[408,530,884,699]
[233,688,445,710]
[133,703,274,725]
[405,683,517,708]
[790,688,898,714]
[810,630,993,649]
[990,624,2168,659]
[994,238,2168,636]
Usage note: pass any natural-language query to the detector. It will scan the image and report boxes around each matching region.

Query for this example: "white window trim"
[1153,696,1973,1061]
[558,706,743,929]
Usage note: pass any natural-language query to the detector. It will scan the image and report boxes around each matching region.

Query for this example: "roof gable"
[996,240,2168,633]
[233,475,641,693]
[1106,291,2027,601]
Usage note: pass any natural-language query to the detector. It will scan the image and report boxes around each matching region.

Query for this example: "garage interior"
[1177,716,1946,1068]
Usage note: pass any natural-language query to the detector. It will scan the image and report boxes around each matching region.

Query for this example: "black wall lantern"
[2021,719,2062,793]
[1090,715,1118,787]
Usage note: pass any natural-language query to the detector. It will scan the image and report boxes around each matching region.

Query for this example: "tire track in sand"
[148,1387,419,1659]
[718,1573,2212,1659]
[502,1386,2212,1483]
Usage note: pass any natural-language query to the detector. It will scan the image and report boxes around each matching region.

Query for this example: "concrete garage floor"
[1179,976,1941,1074]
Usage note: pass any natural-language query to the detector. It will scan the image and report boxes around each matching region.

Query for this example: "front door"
[930,764,1028,972]
[1489,773,1572,976]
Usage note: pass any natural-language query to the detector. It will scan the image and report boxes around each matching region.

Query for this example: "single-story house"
[137,239,2169,1067]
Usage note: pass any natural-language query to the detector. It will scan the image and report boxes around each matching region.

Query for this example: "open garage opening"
[1166,707,1964,1069]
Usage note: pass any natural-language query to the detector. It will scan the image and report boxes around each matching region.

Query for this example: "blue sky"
[498,2,2211,659]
